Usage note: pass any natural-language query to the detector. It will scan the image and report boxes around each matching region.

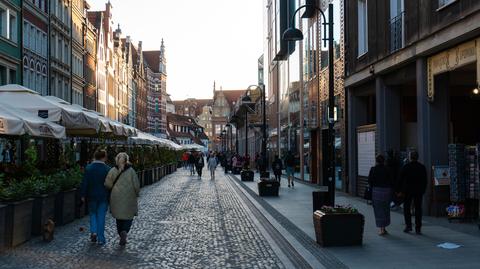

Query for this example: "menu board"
[357,131,375,177]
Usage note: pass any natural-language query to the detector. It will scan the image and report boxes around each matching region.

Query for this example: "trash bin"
[313,187,331,212]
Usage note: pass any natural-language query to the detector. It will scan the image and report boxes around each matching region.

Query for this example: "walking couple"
[368,151,427,236]
[80,150,140,246]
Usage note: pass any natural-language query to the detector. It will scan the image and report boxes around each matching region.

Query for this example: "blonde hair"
[115,152,129,167]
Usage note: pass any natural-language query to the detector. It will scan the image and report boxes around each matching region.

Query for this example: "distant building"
[87,10,107,115]
[173,98,212,118]
[22,0,48,93]
[71,0,86,106]
[144,39,168,137]
[167,113,209,148]
[211,88,244,150]
[166,94,175,113]
[132,41,147,131]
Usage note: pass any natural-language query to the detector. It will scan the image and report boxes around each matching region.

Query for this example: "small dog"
[43,219,55,242]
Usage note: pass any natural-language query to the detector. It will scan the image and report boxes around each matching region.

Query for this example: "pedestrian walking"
[105,152,140,246]
[80,149,111,245]
[1,143,14,164]
[285,151,295,188]
[399,151,427,234]
[207,153,218,180]
[182,152,189,170]
[272,155,283,182]
[195,153,205,179]
[368,154,394,236]
[188,152,196,176]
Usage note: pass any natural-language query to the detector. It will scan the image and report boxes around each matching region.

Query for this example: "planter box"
[75,189,86,219]
[137,171,144,188]
[32,195,56,236]
[0,204,6,252]
[232,167,241,175]
[5,199,34,247]
[258,180,280,196]
[313,210,364,247]
[241,170,254,181]
[55,189,76,226]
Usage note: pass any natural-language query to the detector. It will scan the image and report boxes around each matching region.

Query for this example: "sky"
[89,0,264,100]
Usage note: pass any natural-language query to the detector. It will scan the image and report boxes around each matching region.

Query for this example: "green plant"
[0,179,35,202]
[24,142,39,176]
[321,205,359,214]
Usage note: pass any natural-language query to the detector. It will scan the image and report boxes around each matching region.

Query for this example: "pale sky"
[89,0,264,100]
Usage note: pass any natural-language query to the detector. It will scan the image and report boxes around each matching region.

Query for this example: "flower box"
[258,180,280,196]
[313,208,364,247]
[55,189,76,226]
[241,170,254,182]
[32,195,56,236]
[0,204,6,252]
[5,199,34,247]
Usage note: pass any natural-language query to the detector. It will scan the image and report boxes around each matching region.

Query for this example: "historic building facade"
[0,0,21,86]
[71,0,85,105]
[144,39,168,137]
[344,0,480,214]
[87,10,106,115]
[49,0,72,102]
[84,3,97,111]
[132,42,147,131]
[22,0,48,94]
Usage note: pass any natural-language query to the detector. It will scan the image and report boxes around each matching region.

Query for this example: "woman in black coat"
[272,155,283,182]
[368,154,394,236]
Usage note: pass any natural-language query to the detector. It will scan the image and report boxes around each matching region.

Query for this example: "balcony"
[389,12,404,53]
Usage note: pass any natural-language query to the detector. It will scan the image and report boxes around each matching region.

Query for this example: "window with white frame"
[357,0,368,56]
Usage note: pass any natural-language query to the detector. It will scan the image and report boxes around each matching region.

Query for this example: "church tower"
[159,39,167,75]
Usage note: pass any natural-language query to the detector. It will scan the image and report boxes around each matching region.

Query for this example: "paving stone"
[0,170,284,269]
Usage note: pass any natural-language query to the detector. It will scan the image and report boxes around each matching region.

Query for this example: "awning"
[0,85,62,122]
[0,105,66,139]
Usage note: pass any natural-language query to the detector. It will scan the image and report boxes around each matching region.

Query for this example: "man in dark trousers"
[400,151,427,234]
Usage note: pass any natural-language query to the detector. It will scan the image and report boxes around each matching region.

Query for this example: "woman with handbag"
[368,154,394,236]
[105,152,140,246]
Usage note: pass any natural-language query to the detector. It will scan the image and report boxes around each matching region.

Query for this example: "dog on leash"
[43,219,55,242]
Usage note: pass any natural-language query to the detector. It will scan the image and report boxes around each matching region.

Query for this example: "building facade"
[345,0,480,214]
[0,0,21,85]
[49,0,72,102]
[167,112,208,148]
[87,10,106,115]
[22,0,48,94]
[133,41,147,131]
[83,3,97,111]
[71,0,85,105]
[144,39,168,137]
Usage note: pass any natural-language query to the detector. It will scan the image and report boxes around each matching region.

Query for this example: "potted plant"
[313,205,364,247]
[0,173,7,252]
[258,177,280,197]
[31,175,59,236]
[240,159,254,182]
[0,178,35,248]
[54,168,82,226]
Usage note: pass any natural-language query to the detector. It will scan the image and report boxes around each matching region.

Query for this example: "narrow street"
[0,169,289,269]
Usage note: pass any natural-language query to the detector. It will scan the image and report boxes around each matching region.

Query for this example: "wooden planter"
[75,189,86,219]
[313,210,364,247]
[0,204,6,252]
[258,180,280,196]
[5,199,34,247]
[137,171,144,188]
[241,170,254,181]
[32,195,56,236]
[55,189,76,226]
[232,167,241,175]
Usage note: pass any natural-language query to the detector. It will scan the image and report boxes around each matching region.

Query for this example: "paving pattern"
[0,169,285,269]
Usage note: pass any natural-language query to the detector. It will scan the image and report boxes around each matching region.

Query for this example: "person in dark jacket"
[80,150,111,245]
[188,152,196,176]
[400,151,427,234]
[272,155,283,182]
[368,154,393,236]
[285,151,295,188]
[195,153,205,179]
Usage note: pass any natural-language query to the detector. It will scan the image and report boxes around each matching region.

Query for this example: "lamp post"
[283,3,335,206]
[242,95,252,159]
[221,130,227,152]
[225,123,232,152]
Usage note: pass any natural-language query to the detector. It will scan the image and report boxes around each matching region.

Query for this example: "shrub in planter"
[31,175,59,236]
[241,169,254,182]
[53,168,82,226]
[0,179,35,248]
[313,205,364,247]
[258,179,280,196]
[0,204,6,252]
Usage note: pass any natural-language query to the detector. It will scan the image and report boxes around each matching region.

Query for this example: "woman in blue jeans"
[80,150,111,245]
[105,152,140,246]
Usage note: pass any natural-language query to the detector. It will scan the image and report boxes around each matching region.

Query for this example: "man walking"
[188,152,196,176]
[207,153,218,180]
[80,149,111,245]
[400,151,427,234]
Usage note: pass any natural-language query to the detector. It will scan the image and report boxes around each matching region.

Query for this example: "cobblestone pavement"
[0,169,286,269]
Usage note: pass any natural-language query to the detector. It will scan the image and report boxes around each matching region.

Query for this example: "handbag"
[108,167,129,203]
[364,185,372,201]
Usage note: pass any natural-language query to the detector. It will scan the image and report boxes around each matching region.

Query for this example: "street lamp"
[242,94,252,160]
[221,129,227,152]
[225,123,232,151]
[284,3,336,206]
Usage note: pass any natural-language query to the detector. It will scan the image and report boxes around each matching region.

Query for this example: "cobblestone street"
[0,169,286,269]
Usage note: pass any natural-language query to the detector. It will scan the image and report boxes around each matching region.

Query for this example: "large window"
[357,0,368,56]
[0,5,18,43]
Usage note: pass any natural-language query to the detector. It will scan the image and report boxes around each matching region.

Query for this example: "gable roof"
[215,90,245,106]
[143,51,160,73]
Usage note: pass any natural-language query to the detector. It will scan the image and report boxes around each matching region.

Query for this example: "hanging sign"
[433,165,450,186]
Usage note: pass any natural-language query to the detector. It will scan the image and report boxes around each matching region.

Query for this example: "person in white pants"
[207,153,218,180]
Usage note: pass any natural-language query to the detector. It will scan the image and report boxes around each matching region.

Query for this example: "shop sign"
[427,40,478,102]
[39,124,53,138]
[0,118,4,133]
[433,165,450,186]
